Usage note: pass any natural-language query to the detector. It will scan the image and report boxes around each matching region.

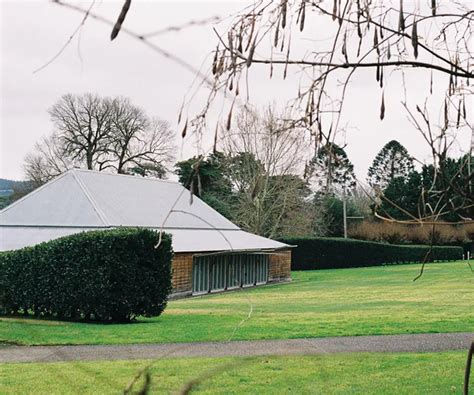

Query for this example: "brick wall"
[171,252,193,295]
[268,249,292,282]
[170,249,292,297]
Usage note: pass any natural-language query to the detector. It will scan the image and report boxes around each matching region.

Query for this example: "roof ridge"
[71,168,180,185]
[71,171,110,227]
[0,172,69,216]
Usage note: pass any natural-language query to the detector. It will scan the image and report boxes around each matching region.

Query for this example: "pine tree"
[367,140,414,190]
[306,143,356,196]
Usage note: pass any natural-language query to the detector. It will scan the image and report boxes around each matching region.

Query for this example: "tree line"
[10,93,473,243]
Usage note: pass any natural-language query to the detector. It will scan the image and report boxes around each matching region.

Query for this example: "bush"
[279,237,463,270]
[0,228,173,322]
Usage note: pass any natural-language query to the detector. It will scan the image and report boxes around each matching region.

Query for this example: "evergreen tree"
[367,140,414,190]
[306,143,356,196]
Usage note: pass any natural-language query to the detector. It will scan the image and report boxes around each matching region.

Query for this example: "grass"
[1,351,471,394]
[1,261,473,346]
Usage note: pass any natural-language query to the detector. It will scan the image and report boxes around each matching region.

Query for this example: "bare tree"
[50,93,114,170]
[24,134,75,186]
[222,106,313,238]
[107,97,175,174]
[24,94,176,184]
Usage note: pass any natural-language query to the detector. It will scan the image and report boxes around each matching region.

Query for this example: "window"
[192,253,269,294]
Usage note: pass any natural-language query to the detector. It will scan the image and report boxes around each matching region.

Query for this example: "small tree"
[368,140,414,190]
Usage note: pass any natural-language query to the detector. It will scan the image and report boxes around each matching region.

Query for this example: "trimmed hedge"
[0,228,173,322]
[279,237,463,270]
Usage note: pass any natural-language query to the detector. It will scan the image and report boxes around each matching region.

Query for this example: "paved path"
[1,332,472,363]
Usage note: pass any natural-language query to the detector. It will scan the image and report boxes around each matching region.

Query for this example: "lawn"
[1,352,470,394]
[1,261,473,346]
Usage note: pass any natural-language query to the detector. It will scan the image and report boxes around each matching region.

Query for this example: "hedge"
[279,237,464,270]
[0,228,173,322]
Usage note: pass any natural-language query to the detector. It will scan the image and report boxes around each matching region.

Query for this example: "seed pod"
[246,36,257,68]
[398,0,405,32]
[281,0,287,28]
[380,92,385,120]
[299,2,306,32]
[333,0,337,21]
[380,66,384,88]
[212,48,219,75]
[444,100,448,129]
[181,119,188,138]
[387,42,391,59]
[376,62,380,82]
[373,29,379,55]
[274,20,280,47]
[462,96,466,118]
[456,100,461,127]
[411,19,418,58]
[229,78,233,91]
[177,102,184,124]
[213,124,218,153]
[431,0,436,16]
[226,101,234,130]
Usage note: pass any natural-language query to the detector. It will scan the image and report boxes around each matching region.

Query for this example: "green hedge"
[0,228,173,322]
[279,237,463,270]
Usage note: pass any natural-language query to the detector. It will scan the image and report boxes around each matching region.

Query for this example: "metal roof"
[0,169,288,253]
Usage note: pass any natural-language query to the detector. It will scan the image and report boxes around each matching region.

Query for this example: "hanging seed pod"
[462,96,466,118]
[380,66,384,88]
[245,17,256,52]
[449,73,454,95]
[444,100,448,129]
[357,36,362,57]
[274,19,280,47]
[411,19,418,58]
[237,33,243,53]
[213,123,218,153]
[235,81,239,96]
[181,119,188,138]
[387,42,391,59]
[299,2,306,32]
[373,28,379,55]
[398,0,405,32]
[456,99,461,127]
[177,101,184,124]
[212,47,219,75]
[376,62,380,82]
[333,0,337,21]
[281,0,287,29]
[197,173,202,197]
[226,101,234,130]
[189,180,194,204]
[431,0,436,16]
[342,31,348,63]
[229,78,233,91]
[246,36,257,68]
[380,91,385,120]
[379,25,384,39]
[430,70,433,94]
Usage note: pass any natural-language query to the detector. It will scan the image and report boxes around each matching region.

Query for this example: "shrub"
[279,237,463,270]
[0,228,173,322]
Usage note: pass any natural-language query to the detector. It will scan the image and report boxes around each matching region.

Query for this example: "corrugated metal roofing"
[0,169,288,253]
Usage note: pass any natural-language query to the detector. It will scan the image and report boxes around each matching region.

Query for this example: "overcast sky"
[1,0,471,181]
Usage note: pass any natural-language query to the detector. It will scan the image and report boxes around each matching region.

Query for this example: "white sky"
[0,0,471,181]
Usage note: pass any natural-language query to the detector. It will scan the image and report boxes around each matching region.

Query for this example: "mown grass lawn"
[1,352,470,394]
[0,261,472,346]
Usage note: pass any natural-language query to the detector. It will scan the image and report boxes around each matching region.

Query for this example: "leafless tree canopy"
[24,94,176,184]
[221,106,314,238]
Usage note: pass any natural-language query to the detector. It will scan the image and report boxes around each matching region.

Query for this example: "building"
[0,169,292,297]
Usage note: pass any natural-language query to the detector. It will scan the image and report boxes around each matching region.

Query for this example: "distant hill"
[0,178,35,209]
